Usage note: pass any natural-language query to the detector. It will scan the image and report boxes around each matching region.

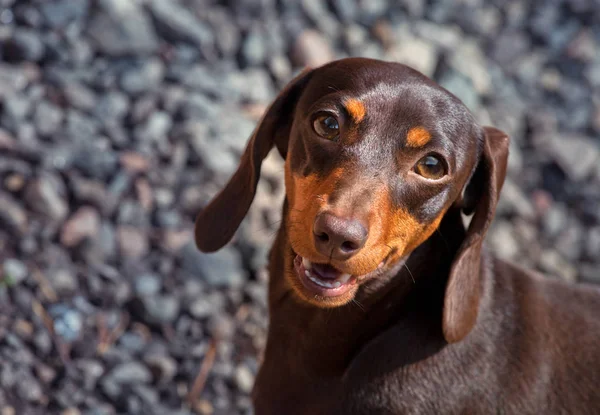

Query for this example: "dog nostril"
[341,241,358,253]
[316,232,329,242]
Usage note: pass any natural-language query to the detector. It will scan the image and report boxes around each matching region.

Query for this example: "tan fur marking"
[345,99,366,123]
[406,126,431,147]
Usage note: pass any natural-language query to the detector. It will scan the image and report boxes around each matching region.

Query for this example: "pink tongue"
[312,263,341,280]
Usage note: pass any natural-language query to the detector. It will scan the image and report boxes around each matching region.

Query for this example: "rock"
[48,304,83,342]
[188,292,226,319]
[234,364,255,394]
[40,0,88,28]
[386,37,438,78]
[148,0,214,49]
[102,362,152,400]
[144,354,177,383]
[120,58,165,95]
[491,31,530,68]
[4,28,45,62]
[301,0,340,38]
[72,145,119,181]
[63,82,97,111]
[2,259,28,285]
[206,7,240,57]
[448,40,491,95]
[33,100,64,137]
[60,206,101,247]
[0,192,27,233]
[545,134,600,181]
[94,91,130,122]
[134,178,154,212]
[292,30,335,68]
[65,110,101,140]
[0,63,28,98]
[134,273,161,297]
[181,243,245,287]
[438,68,480,110]
[117,226,149,259]
[25,176,68,221]
[539,250,577,283]
[585,227,600,260]
[48,268,78,294]
[134,111,172,143]
[88,0,159,56]
[141,295,180,324]
[495,179,535,220]
[242,29,267,67]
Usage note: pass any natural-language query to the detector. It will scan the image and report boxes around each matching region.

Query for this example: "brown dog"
[194,58,600,414]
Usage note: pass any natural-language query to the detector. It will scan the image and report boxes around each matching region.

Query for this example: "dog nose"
[313,212,368,259]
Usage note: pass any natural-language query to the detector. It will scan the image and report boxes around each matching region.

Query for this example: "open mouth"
[293,254,389,298]
[293,255,357,297]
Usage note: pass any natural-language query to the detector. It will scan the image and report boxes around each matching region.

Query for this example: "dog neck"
[261,206,467,378]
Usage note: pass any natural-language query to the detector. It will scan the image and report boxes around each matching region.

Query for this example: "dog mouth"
[293,254,386,298]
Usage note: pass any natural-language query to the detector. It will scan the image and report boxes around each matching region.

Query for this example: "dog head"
[195,58,509,343]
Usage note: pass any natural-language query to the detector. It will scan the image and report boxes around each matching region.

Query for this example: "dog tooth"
[334,281,341,288]
[305,270,310,277]
[302,257,312,269]
[339,273,352,284]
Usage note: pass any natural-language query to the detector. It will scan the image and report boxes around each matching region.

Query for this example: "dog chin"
[289,252,388,308]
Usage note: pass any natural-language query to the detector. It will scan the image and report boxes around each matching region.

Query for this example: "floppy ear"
[194,68,313,252]
[442,126,509,343]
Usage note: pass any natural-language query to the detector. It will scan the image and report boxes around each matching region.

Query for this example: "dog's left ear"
[442,126,509,343]
[194,68,314,253]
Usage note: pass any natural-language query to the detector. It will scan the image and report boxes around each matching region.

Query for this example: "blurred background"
[0,0,599,414]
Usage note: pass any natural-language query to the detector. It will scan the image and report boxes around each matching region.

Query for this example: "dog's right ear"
[194,68,314,252]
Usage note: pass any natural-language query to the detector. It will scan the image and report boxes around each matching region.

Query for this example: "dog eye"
[414,155,447,180]
[312,114,339,140]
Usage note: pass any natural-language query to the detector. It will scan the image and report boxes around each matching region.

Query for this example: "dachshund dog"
[194,58,600,414]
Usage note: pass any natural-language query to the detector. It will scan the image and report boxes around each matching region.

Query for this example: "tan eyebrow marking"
[345,99,366,123]
[406,126,431,147]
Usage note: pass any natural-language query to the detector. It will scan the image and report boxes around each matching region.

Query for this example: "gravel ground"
[0,0,599,414]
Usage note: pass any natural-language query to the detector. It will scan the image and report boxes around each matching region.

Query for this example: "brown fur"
[194,58,600,414]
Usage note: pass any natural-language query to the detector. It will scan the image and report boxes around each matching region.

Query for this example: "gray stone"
[386,36,438,78]
[72,145,119,180]
[181,243,245,287]
[141,295,180,324]
[134,111,172,143]
[242,29,267,66]
[120,58,165,95]
[0,63,28,98]
[6,28,45,61]
[88,1,159,56]
[292,30,335,68]
[48,268,78,294]
[148,0,214,49]
[438,68,480,111]
[48,304,83,342]
[25,176,68,221]
[63,83,97,111]
[65,110,101,140]
[2,259,27,285]
[117,226,149,259]
[134,273,162,297]
[0,192,27,233]
[491,31,530,67]
[94,91,129,121]
[60,206,101,247]
[33,100,63,137]
[40,0,88,28]
[102,362,152,399]
[546,134,600,181]
[144,354,177,383]
[234,364,255,394]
